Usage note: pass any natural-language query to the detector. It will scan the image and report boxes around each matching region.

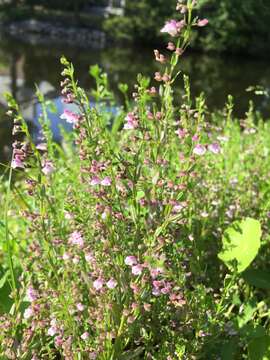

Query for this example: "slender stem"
[4,155,18,305]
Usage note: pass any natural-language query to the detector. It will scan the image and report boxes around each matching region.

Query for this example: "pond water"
[1,34,270,165]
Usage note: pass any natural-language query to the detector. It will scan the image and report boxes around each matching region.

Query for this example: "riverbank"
[0,19,106,48]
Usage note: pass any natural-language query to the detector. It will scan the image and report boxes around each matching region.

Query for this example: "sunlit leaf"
[218,218,261,273]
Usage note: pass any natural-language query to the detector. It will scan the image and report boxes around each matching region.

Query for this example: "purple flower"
[106,278,117,289]
[69,231,84,248]
[125,256,137,266]
[93,278,104,291]
[198,18,209,27]
[101,176,112,186]
[132,264,143,276]
[193,144,206,156]
[208,143,221,154]
[60,110,80,125]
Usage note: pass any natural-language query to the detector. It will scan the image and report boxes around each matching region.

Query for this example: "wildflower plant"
[1,0,270,359]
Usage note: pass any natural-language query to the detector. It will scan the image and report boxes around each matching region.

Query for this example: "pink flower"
[124,113,138,130]
[143,303,151,312]
[198,18,209,27]
[167,42,175,51]
[131,264,143,276]
[125,256,137,266]
[62,252,70,261]
[175,128,187,139]
[26,287,38,302]
[161,20,184,37]
[90,176,101,186]
[36,143,47,151]
[193,144,206,156]
[150,267,163,278]
[60,110,80,124]
[42,160,55,175]
[76,303,85,312]
[11,156,25,169]
[152,287,161,296]
[208,143,221,154]
[101,176,112,186]
[93,278,104,291]
[69,231,84,248]
[24,307,34,319]
[106,278,117,289]
[85,252,94,263]
[81,332,89,341]
[48,326,58,336]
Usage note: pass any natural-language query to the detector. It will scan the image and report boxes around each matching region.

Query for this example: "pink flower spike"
[90,176,101,186]
[106,278,117,289]
[60,109,80,124]
[101,176,112,186]
[208,143,221,154]
[161,20,179,37]
[124,256,137,266]
[198,18,209,27]
[93,278,104,291]
[193,144,206,156]
[131,264,143,276]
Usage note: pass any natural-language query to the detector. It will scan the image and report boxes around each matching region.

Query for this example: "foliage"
[104,0,270,56]
[1,1,270,359]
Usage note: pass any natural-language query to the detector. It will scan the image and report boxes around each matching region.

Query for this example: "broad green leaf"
[243,269,270,289]
[218,218,261,273]
[220,339,238,360]
[248,336,270,360]
[240,324,266,340]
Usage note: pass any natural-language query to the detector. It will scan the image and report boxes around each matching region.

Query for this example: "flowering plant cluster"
[1,1,270,359]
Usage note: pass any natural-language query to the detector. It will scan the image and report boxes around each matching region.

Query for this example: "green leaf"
[248,336,270,360]
[242,269,270,289]
[0,270,10,289]
[218,218,261,273]
[240,324,266,340]
[220,339,238,360]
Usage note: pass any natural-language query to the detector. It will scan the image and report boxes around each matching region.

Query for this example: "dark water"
[1,35,270,165]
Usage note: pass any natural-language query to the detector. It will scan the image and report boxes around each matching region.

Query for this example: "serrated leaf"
[242,269,270,289]
[248,336,270,360]
[218,218,261,273]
